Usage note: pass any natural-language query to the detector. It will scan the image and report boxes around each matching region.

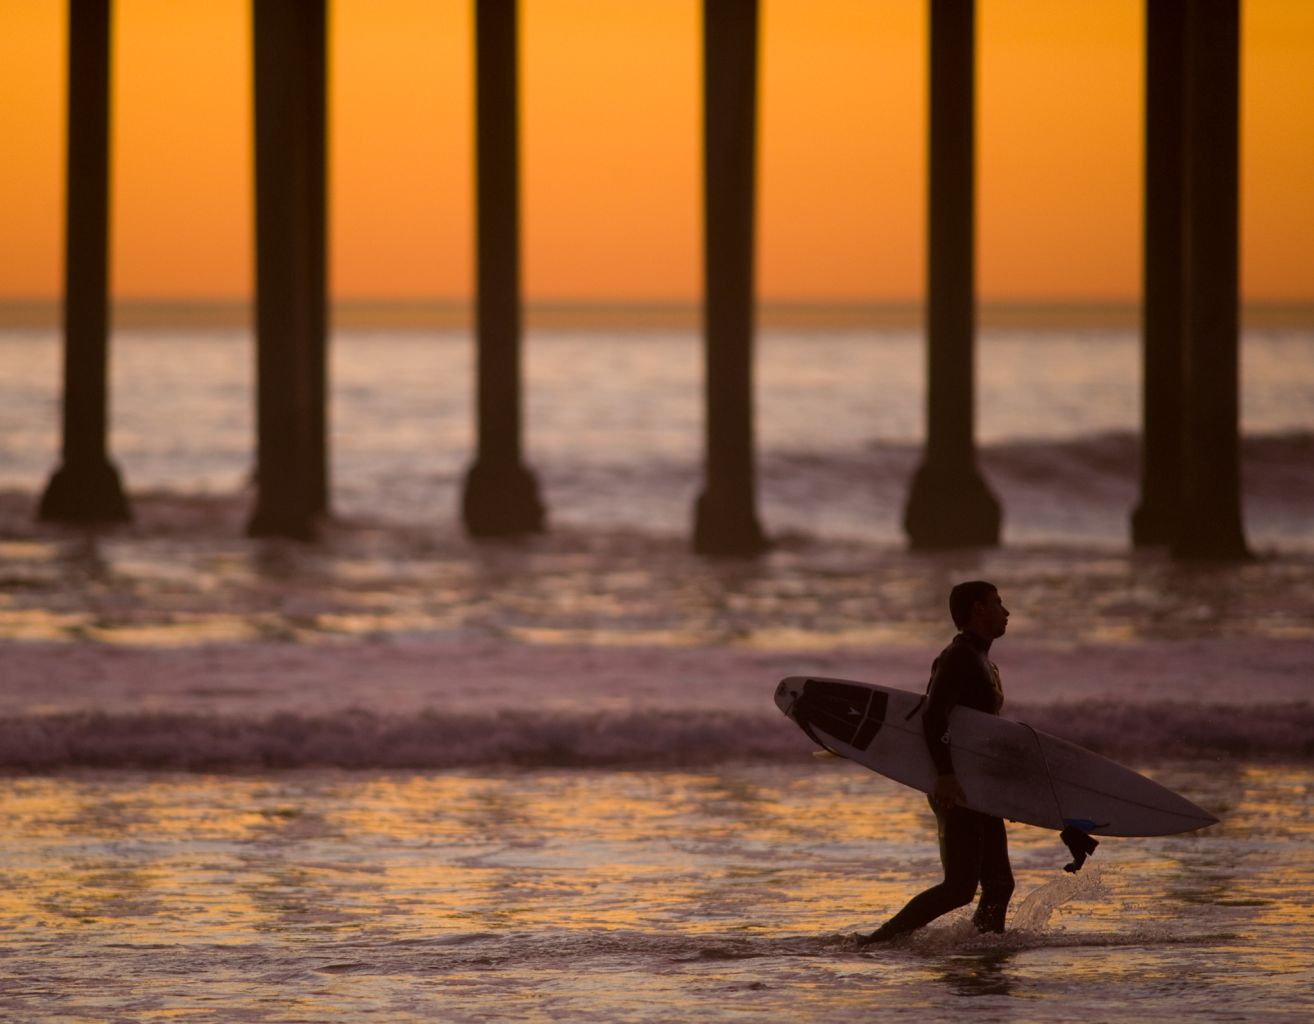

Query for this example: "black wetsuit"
[873,632,1014,937]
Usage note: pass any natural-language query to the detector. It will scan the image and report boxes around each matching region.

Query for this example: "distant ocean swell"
[338,429,1312,547]
[3,701,1311,771]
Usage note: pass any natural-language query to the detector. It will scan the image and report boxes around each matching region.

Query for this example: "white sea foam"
[1,698,1309,771]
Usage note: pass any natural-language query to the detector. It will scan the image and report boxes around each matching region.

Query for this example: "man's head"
[949,580,1009,639]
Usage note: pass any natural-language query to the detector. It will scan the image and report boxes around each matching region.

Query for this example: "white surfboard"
[775,675,1217,837]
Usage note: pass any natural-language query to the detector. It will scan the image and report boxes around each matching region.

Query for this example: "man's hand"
[931,773,966,810]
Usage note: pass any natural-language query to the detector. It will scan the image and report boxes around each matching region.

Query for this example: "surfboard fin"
[1060,826,1099,873]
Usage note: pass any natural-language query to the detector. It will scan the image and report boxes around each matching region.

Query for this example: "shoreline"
[1,634,1311,770]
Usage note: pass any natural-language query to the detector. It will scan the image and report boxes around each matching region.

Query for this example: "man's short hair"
[949,580,998,629]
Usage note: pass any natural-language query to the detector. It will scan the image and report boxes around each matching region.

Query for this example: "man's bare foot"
[856,924,902,946]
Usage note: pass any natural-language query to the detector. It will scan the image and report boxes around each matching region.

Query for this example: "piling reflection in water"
[1,521,1310,651]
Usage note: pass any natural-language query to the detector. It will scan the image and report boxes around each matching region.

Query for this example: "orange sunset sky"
[1,0,1311,305]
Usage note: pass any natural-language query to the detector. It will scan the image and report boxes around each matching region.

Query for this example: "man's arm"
[923,648,970,808]
[922,653,966,775]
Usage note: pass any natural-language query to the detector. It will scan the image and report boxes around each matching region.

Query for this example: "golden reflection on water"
[0,769,893,941]
[0,762,1307,944]
[0,609,89,641]
[0,762,1310,1020]
[82,617,267,646]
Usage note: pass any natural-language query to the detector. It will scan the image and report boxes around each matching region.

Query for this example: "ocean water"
[1,326,1312,546]
[0,763,1310,1022]
[1,326,1313,1021]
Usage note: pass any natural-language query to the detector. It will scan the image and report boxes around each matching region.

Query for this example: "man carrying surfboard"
[860,580,1014,944]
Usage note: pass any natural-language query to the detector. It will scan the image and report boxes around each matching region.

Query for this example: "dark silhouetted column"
[1132,0,1188,546]
[693,0,767,556]
[1172,0,1248,559]
[39,0,131,524]
[903,0,1000,549]
[462,0,545,538]
[248,0,329,540]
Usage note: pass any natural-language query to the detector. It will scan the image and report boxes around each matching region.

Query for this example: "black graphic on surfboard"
[791,679,889,752]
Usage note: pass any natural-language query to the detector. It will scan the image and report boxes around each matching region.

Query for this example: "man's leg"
[971,815,1014,933]
[862,800,984,942]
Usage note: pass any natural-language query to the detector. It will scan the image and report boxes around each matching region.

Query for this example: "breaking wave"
[2,700,1311,771]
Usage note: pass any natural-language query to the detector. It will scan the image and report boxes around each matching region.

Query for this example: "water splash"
[866,868,1117,955]
[1010,865,1112,932]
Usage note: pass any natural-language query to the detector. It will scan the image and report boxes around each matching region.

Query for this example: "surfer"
[860,580,1013,944]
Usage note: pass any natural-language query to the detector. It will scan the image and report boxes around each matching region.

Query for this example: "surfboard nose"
[774,677,803,717]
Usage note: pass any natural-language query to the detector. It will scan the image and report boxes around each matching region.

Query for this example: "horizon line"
[1,297,1311,331]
